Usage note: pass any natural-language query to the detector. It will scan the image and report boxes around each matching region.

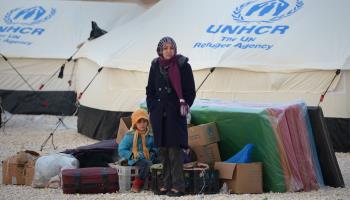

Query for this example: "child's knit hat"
[131,109,149,129]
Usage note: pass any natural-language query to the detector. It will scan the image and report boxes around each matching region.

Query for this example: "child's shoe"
[131,178,144,193]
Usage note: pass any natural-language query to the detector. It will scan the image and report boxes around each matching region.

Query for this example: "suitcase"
[62,167,119,194]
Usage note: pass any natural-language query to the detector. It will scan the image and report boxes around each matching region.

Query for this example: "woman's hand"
[180,99,189,116]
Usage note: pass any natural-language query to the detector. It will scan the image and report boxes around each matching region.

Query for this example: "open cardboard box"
[2,151,39,186]
[214,162,263,194]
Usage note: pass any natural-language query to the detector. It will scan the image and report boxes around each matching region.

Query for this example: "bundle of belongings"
[114,107,265,194]
[2,119,263,195]
[1,139,118,193]
[3,99,343,195]
[32,153,79,188]
[150,162,220,195]
[62,139,118,168]
[114,116,263,195]
[60,139,119,193]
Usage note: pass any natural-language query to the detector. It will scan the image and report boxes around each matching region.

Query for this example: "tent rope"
[69,65,104,117]
[318,69,341,106]
[77,67,104,101]
[68,59,77,88]
[0,53,48,107]
[38,42,85,90]
[1,53,36,91]
[38,63,66,90]
[0,53,76,129]
[196,67,216,94]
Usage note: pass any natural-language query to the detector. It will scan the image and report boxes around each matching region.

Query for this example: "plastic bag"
[225,144,254,163]
[32,153,79,188]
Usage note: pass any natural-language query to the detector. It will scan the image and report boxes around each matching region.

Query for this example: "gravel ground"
[0,115,349,200]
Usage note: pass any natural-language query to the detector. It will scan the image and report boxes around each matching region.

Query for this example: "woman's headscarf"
[156,36,184,101]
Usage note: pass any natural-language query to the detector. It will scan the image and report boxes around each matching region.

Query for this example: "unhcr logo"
[4,6,56,25]
[233,0,303,23]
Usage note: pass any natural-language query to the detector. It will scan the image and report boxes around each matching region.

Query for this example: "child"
[118,108,156,193]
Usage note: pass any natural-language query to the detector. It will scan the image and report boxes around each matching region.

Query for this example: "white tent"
[74,0,350,119]
[0,0,146,114]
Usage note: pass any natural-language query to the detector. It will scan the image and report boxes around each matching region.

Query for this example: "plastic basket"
[109,163,139,192]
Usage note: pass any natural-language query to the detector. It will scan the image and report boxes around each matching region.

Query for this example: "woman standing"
[146,36,195,196]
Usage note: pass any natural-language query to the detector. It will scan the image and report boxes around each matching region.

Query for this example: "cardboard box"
[192,143,221,164]
[116,116,132,144]
[24,160,36,186]
[214,162,263,194]
[2,156,25,185]
[188,122,220,146]
[2,151,39,186]
[16,150,40,165]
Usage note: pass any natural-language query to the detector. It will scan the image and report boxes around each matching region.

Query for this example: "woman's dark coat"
[146,55,195,148]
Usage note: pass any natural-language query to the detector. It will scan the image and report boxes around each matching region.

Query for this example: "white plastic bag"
[32,153,79,188]
[47,175,61,189]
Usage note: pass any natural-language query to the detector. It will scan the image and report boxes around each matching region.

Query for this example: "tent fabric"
[75,0,350,71]
[307,107,345,188]
[0,58,77,115]
[0,90,76,115]
[73,0,350,119]
[0,0,146,115]
[76,59,349,118]
[0,58,76,91]
[75,58,149,112]
[77,104,132,140]
[0,0,146,59]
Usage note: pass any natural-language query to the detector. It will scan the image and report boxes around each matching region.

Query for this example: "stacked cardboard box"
[188,122,221,164]
[188,122,263,194]
[116,116,132,144]
[2,150,39,186]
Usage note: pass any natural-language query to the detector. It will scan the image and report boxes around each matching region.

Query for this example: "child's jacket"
[118,130,156,165]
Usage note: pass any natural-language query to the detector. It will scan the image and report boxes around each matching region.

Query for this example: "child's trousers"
[134,159,153,180]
